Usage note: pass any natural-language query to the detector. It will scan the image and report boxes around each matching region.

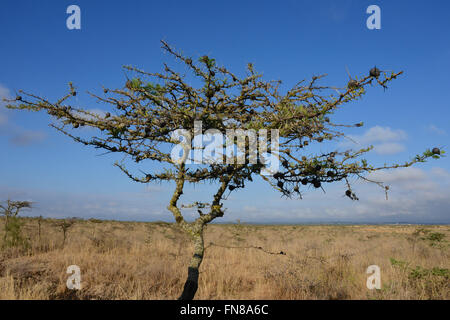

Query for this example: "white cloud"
[431,167,450,182]
[349,126,407,144]
[345,167,450,221]
[222,167,450,224]
[2,164,449,224]
[342,126,407,155]
[368,167,426,183]
[428,124,447,135]
[0,186,168,221]
[373,142,406,155]
[243,205,258,213]
[367,167,437,192]
[73,108,107,121]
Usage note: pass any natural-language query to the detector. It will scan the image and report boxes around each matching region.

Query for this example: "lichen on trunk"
[169,170,230,300]
[178,229,204,300]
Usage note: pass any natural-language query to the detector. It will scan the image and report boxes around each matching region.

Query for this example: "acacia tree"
[4,41,443,299]
[53,218,77,247]
[0,200,32,244]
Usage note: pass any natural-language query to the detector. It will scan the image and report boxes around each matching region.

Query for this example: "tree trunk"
[3,215,9,241]
[62,229,66,247]
[38,217,42,242]
[178,229,204,300]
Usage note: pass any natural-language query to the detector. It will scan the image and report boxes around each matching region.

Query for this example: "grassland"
[0,217,448,300]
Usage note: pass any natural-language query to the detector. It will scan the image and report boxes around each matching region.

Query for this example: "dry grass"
[0,217,448,300]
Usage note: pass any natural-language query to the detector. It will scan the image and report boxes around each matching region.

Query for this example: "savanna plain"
[0,217,448,300]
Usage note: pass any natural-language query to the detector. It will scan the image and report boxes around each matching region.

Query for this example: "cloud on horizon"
[2,166,448,224]
[217,166,450,224]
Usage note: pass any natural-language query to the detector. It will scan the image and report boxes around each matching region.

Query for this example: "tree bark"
[178,229,204,300]
[3,215,9,241]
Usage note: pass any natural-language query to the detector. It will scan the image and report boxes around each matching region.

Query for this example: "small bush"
[390,257,409,270]
[425,232,445,242]
[3,217,29,249]
[409,266,449,280]
[88,218,103,224]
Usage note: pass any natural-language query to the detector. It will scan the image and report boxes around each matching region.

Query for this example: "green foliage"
[409,266,449,280]
[415,149,445,162]
[108,126,126,139]
[391,257,449,282]
[412,227,430,237]
[390,257,409,270]
[425,232,445,243]
[1,199,32,249]
[143,82,164,95]
[198,55,216,68]
[410,228,446,248]
[130,78,142,89]
[424,232,446,248]
[3,216,29,249]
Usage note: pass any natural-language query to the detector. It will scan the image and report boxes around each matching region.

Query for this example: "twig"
[205,242,286,255]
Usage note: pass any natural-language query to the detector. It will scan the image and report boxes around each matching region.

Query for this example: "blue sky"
[1,0,449,223]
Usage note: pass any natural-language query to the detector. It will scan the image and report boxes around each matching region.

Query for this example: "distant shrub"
[411,228,446,248]
[1,200,32,249]
[3,217,29,249]
[89,218,103,224]
[425,232,445,242]
[424,232,446,248]
[53,218,77,247]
